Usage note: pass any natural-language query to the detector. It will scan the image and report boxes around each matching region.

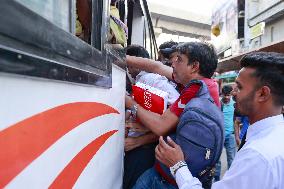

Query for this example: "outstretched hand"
[155,136,185,168]
[125,137,141,152]
[125,95,136,109]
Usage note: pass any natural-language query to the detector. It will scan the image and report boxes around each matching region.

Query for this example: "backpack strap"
[184,80,215,104]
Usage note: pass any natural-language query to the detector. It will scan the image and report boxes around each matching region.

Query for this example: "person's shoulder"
[246,126,284,161]
[201,78,219,91]
[202,78,217,85]
[229,98,235,106]
[180,83,200,96]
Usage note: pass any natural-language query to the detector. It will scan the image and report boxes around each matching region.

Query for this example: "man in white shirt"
[155,52,284,189]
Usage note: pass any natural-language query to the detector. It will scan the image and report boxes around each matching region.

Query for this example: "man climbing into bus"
[124,44,179,189]
[125,41,221,188]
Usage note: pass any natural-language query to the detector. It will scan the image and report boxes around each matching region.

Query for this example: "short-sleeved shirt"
[170,78,220,117]
[222,98,235,136]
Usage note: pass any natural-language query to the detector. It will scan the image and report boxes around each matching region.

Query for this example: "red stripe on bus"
[0,102,119,188]
[49,130,118,189]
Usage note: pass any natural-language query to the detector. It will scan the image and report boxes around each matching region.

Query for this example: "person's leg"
[131,168,157,189]
[202,179,212,189]
[224,134,236,169]
[132,168,177,189]
[214,160,221,182]
[123,144,156,189]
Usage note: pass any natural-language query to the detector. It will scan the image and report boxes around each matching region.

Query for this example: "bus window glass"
[15,0,71,32]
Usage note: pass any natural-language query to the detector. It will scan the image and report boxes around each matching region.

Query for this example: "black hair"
[176,42,218,78]
[240,52,284,106]
[111,0,118,6]
[222,85,233,95]
[159,41,178,60]
[125,45,150,59]
[159,41,178,50]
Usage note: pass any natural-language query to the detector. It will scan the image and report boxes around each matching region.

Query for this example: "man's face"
[171,53,193,85]
[233,68,258,116]
[127,66,140,79]
[222,94,231,104]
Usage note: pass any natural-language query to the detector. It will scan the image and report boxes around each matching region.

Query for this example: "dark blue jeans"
[214,133,236,181]
[123,144,156,189]
[132,168,178,189]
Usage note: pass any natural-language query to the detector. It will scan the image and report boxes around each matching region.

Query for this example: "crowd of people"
[123,40,284,189]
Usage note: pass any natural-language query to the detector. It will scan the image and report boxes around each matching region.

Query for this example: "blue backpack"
[157,80,224,184]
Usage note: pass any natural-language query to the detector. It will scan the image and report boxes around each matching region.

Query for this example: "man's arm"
[124,133,158,152]
[213,149,273,189]
[126,56,173,80]
[155,136,203,189]
[155,136,274,189]
[126,95,179,136]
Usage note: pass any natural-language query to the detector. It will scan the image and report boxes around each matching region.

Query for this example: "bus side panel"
[0,65,125,189]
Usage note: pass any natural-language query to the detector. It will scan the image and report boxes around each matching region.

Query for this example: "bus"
[0,0,157,188]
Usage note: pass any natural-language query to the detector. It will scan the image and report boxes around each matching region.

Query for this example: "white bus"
[0,0,157,188]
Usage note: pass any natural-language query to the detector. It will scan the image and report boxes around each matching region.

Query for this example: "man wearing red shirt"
[125,42,220,189]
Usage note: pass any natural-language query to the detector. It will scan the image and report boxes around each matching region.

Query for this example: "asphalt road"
[220,149,228,178]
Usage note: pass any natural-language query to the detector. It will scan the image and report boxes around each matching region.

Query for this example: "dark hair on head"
[159,41,178,50]
[111,0,118,5]
[222,85,233,95]
[125,45,150,59]
[159,41,178,59]
[240,52,284,106]
[176,42,218,78]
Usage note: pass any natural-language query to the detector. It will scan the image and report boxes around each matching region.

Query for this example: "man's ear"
[257,86,271,103]
[191,61,200,73]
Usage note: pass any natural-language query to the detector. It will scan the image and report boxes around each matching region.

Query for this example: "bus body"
[0,0,157,188]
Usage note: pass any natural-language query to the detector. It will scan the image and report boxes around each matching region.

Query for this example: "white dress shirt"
[175,114,284,189]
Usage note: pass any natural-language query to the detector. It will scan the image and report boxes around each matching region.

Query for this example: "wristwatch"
[130,104,138,120]
[170,160,187,177]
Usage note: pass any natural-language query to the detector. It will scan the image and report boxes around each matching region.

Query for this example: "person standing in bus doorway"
[214,85,237,181]
[126,42,220,189]
[124,45,179,189]
[155,52,284,189]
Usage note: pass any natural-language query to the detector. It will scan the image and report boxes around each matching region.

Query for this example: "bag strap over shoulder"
[184,80,214,103]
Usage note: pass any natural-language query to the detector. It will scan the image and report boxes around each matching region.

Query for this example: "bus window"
[0,0,112,87]
[15,0,72,33]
